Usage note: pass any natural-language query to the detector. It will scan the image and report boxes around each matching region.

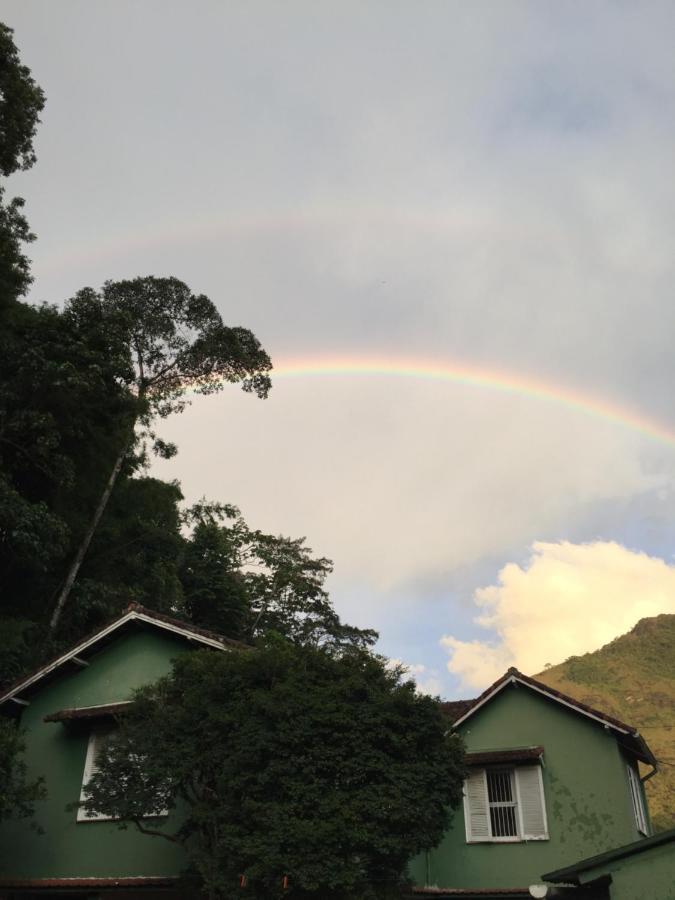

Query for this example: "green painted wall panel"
[578,843,675,900]
[409,684,648,890]
[0,629,193,879]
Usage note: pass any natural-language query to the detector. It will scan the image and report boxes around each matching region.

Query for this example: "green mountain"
[535,614,675,832]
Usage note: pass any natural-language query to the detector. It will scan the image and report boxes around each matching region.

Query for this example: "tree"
[0,719,45,825]
[81,643,466,900]
[48,277,272,634]
[0,21,45,311]
[181,503,377,649]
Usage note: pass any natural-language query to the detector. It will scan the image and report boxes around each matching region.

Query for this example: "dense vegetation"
[0,24,466,897]
[83,643,466,900]
[536,614,675,832]
[0,21,373,681]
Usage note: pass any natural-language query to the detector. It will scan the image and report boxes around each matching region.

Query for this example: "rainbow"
[267,357,675,450]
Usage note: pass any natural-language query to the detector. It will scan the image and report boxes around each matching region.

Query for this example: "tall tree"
[48,277,272,634]
[0,21,45,311]
[181,503,377,649]
[82,643,466,900]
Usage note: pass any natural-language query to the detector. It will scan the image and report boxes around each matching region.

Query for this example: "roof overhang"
[44,700,133,724]
[465,746,544,767]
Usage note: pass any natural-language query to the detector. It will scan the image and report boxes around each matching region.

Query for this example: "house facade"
[0,612,664,899]
[0,605,241,898]
[408,669,658,899]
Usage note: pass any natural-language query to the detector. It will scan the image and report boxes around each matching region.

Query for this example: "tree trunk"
[48,436,132,636]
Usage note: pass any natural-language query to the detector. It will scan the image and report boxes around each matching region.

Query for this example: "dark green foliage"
[83,643,466,900]
[0,22,44,312]
[69,277,272,417]
[180,519,249,638]
[182,504,377,649]
[0,300,137,659]
[47,277,273,635]
[0,23,45,176]
[0,718,45,825]
[0,189,33,305]
[61,476,186,640]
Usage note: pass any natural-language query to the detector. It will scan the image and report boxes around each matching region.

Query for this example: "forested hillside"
[536,614,675,832]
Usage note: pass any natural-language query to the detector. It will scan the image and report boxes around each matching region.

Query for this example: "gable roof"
[443,667,657,767]
[0,603,248,709]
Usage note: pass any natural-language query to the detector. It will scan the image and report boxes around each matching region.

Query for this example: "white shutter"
[464,769,490,842]
[77,729,113,822]
[515,765,548,840]
[627,764,649,836]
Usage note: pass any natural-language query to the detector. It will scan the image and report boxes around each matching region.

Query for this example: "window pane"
[486,770,513,803]
[486,769,518,837]
[490,804,518,837]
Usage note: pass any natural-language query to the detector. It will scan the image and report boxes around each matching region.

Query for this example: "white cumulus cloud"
[441,541,675,691]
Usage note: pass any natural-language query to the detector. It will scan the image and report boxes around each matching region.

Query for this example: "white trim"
[626,763,649,836]
[59,700,134,715]
[452,674,631,736]
[515,765,549,841]
[464,763,549,844]
[9,696,29,706]
[77,726,168,823]
[0,611,229,706]
[78,729,116,822]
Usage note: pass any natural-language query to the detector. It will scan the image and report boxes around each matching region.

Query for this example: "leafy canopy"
[182,503,377,649]
[0,719,45,825]
[67,277,272,422]
[83,643,466,900]
[0,23,45,176]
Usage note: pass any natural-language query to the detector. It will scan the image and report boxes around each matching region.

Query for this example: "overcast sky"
[5,0,675,697]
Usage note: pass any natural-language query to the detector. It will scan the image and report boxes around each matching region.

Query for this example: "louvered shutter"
[626,764,649,835]
[464,769,490,841]
[515,765,548,840]
[77,729,112,821]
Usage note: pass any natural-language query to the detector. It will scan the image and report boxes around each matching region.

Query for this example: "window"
[464,765,548,843]
[626,763,649,836]
[78,726,169,823]
[77,727,116,822]
[486,769,518,837]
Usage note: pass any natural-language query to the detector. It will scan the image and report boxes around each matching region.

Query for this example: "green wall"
[409,684,649,890]
[578,842,675,900]
[0,629,193,879]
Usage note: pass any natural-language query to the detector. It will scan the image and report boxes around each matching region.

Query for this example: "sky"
[4,0,675,698]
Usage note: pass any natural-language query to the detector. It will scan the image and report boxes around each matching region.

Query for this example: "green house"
[0,610,665,899]
[0,605,241,899]
[409,668,660,899]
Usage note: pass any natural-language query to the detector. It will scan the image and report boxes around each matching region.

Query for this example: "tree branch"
[132,818,181,844]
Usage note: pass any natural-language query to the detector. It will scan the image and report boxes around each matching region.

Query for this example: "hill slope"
[535,614,675,831]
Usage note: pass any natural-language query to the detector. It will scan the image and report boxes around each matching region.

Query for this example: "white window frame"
[464,764,549,844]
[77,727,168,823]
[486,768,520,842]
[626,763,649,836]
[77,727,117,822]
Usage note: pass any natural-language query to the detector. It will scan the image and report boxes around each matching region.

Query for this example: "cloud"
[155,382,671,593]
[386,659,442,696]
[442,541,675,691]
